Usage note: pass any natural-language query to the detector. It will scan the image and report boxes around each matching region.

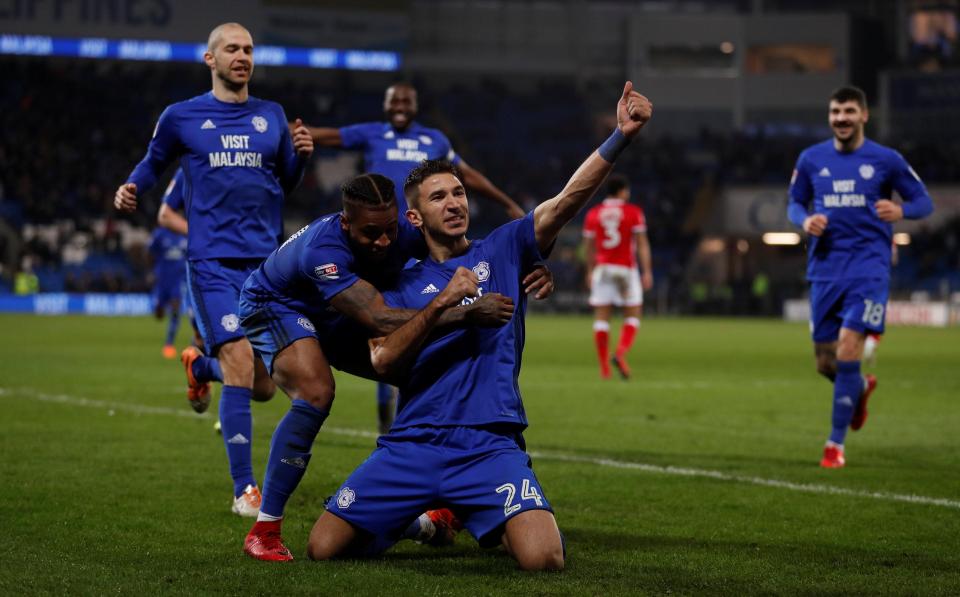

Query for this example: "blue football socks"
[260,399,329,518]
[829,360,862,445]
[220,385,256,497]
[192,354,223,383]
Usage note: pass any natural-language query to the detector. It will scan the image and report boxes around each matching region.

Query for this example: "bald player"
[115,22,314,516]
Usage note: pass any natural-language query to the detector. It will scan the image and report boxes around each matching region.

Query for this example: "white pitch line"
[4,386,959,511]
[528,451,960,510]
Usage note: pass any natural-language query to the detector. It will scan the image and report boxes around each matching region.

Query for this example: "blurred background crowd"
[3,0,959,314]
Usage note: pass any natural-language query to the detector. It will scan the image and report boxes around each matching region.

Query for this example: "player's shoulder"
[627,203,646,221]
[167,92,214,113]
[387,261,430,299]
[247,96,286,115]
[862,139,905,163]
[411,122,448,138]
[799,139,834,160]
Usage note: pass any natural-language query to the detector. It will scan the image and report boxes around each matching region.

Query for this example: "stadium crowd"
[2,57,958,305]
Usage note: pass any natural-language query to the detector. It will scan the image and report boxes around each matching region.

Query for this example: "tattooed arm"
[329,279,514,335]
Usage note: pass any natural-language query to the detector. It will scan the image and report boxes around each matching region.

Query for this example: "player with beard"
[305,82,525,434]
[238,173,552,560]
[307,82,652,571]
[787,86,933,468]
[114,22,314,515]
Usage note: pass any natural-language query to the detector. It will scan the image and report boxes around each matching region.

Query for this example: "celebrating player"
[114,22,314,515]
[304,82,526,433]
[787,86,933,468]
[307,82,652,571]
[238,173,548,560]
[581,174,653,379]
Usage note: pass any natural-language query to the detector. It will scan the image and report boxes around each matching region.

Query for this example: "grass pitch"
[0,314,958,595]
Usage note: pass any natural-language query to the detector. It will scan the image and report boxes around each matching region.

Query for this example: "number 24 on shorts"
[496,479,544,516]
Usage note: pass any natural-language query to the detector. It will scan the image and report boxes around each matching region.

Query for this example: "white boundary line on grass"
[4,386,959,511]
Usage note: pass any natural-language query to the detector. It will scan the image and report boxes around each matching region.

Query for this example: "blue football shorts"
[809,277,889,343]
[186,258,261,352]
[239,295,371,376]
[326,425,553,550]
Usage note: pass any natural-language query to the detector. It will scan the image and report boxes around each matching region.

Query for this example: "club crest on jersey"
[297,317,316,332]
[418,135,433,145]
[859,164,875,180]
[221,313,240,332]
[337,487,356,509]
[473,261,490,282]
[251,116,268,133]
[315,263,340,280]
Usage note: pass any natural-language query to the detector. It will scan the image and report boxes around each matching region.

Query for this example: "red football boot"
[426,508,463,547]
[850,374,877,431]
[611,354,631,380]
[244,520,293,562]
[180,346,211,413]
[820,444,846,469]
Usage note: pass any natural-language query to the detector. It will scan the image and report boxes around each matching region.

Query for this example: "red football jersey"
[582,199,646,267]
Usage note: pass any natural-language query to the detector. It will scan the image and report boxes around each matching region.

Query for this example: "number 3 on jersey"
[496,479,544,516]
[600,211,622,249]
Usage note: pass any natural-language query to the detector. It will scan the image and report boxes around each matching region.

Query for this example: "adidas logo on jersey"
[421,283,440,294]
[201,119,217,130]
[818,167,831,177]
[227,433,249,445]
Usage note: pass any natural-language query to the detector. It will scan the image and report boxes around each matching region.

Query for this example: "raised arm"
[369,267,478,379]
[533,82,652,253]
[458,160,525,220]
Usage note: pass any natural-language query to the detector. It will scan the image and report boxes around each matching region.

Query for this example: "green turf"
[0,314,958,595]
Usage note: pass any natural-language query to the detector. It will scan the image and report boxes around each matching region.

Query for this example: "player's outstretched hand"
[803,214,828,236]
[875,199,904,223]
[617,81,652,139]
[465,293,515,326]
[292,118,314,158]
[114,183,138,212]
[437,266,479,309]
[523,264,555,300]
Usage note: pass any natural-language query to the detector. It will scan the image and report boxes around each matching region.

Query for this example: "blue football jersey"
[162,168,185,211]
[127,91,306,261]
[242,213,427,325]
[149,227,187,284]
[382,212,543,431]
[339,121,461,212]
[788,139,933,281]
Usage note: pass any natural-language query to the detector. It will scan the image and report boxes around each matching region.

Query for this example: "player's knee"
[306,535,333,561]
[299,379,335,410]
[218,340,255,384]
[515,546,565,572]
[251,376,276,402]
[816,358,835,379]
